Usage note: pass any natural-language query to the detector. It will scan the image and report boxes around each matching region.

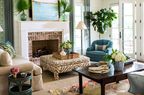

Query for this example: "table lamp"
[76,21,87,54]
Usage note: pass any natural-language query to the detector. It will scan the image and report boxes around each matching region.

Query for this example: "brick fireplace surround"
[28,31,62,65]
[14,21,69,65]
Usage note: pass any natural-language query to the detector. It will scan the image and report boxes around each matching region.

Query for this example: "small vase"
[20,11,27,21]
[113,62,124,71]
[60,13,68,21]
[64,49,70,54]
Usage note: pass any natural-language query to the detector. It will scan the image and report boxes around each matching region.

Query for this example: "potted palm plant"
[16,0,30,21]
[58,0,72,21]
[86,8,117,34]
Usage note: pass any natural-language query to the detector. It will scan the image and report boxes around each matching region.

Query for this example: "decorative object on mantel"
[16,0,30,21]
[60,40,73,54]
[86,8,117,34]
[32,0,59,21]
[76,21,87,55]
[58,0,72,21]
[104,49,127,71]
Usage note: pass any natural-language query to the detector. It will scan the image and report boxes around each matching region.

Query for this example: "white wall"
[90,0,102,43]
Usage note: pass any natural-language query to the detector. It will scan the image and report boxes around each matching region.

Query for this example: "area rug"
[48,80,133,95]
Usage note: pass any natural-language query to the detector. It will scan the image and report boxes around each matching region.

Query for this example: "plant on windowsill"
[16,0,30,21]
[86,8,117,34]
[58,0,73,21]
[104,49,127,71]
[60,40,73,54]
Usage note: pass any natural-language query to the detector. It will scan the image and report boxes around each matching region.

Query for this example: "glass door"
[111,4,120,50]
[120,0,136,58]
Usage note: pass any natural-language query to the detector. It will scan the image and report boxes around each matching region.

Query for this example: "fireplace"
[32,39,59,57]
[28,31,62,65]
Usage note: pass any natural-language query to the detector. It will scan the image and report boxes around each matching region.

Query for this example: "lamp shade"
[76,21,87,30]
[0,26,3,32]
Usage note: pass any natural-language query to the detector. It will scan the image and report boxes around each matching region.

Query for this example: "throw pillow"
[0,51,13,66]
[95,45,107,51]
[0,41,16,58]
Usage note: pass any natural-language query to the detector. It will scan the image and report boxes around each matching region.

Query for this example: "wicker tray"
[52,52,79,60]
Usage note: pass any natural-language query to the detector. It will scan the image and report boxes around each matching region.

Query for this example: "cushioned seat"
[86,39,113,62]
[128,71,144,95]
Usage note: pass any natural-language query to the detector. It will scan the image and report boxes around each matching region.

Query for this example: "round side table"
[8,73,32,95]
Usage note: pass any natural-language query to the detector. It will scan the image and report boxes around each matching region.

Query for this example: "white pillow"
[0,51,13,66]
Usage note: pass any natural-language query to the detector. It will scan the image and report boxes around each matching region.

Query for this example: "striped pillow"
[0,42,16,58]
[95,45,107,51]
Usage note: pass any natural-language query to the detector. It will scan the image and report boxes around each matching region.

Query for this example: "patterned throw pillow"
[95,45,107,51]
[0,41,16,58]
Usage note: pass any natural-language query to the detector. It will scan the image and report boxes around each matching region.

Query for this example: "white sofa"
[0,56,43,95]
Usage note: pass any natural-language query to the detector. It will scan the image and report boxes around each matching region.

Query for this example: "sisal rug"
[47,79,133,95]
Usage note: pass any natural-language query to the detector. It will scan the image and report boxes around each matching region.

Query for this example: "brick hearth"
[28,31,62,65]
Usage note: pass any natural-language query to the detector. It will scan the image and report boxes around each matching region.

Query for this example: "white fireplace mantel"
[14,21,70,59]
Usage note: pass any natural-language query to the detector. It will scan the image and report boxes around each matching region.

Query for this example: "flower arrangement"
[10,67,20,78]
[60,40,73,49]
[105,49,127,63]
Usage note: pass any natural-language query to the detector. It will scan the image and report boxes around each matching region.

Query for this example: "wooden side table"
[8,73,32,95]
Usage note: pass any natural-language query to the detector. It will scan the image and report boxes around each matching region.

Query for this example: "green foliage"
[16,0,30,14]
[86,8,117,34]
[60,40,73,49]
[58,0,72,18]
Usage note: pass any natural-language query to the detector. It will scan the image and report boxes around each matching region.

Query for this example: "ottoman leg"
[54,73,59,80]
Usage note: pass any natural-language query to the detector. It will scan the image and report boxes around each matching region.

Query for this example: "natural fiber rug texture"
[48,79,133,95]
[33,73,133,95]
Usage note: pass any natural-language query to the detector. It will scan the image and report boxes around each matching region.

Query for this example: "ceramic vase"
[113,62,124,71]
[20,11,27,21]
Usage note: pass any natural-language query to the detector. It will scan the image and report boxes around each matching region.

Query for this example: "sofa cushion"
[12,56,33,65]
[0,42,16,58]
[0,51,12,66]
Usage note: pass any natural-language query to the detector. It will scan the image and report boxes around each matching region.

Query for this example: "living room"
[0,0,144,95]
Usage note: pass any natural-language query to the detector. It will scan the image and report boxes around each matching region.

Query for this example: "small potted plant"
[104,49,127,71]
[16,0,30,21]
[60,40,73,54]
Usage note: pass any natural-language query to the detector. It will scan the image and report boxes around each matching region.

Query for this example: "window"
[111,4,120,50]
[74,2,84,54]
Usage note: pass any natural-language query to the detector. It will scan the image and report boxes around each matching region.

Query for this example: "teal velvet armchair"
[86,39,113,62]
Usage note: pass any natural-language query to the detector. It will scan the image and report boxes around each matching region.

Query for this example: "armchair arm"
[0,63,33,76]
[104,48,112,54]
[86,46,94,51]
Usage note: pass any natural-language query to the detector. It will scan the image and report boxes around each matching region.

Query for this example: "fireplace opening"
[32,39,59,57]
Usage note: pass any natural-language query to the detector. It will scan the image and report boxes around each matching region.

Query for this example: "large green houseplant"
[58,0,72,21]
[86,8,117,34]
[16,0,30,21]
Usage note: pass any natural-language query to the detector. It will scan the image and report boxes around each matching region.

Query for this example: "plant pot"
[113,62,124,71]
[20,11,27,21]
[60,13,69,21]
